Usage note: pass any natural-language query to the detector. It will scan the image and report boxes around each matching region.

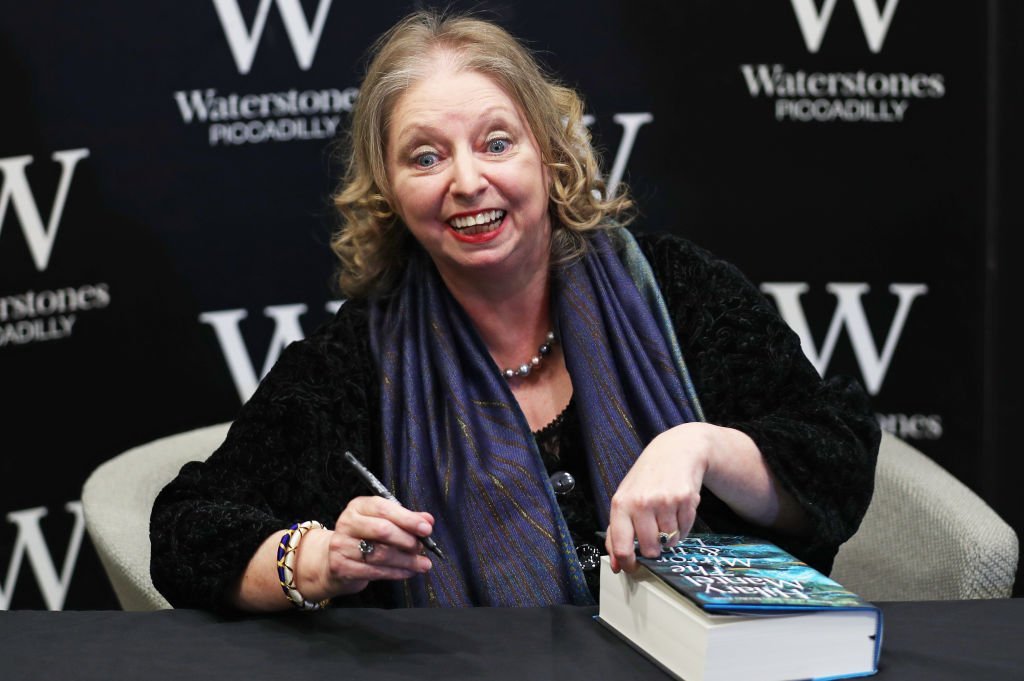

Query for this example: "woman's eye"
[487,138,510,154]
[414,152,439,168]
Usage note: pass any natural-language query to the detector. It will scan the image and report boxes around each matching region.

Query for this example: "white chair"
[832,431,1018,600]
[82,425,1017,610]
[82,422,228,611]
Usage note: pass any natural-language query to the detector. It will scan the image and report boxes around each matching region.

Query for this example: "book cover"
[636,533,877,615]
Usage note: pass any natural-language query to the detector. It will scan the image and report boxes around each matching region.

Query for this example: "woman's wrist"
[293,527,335,603]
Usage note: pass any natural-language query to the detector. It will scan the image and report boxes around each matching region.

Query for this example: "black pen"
[343,451,446,560]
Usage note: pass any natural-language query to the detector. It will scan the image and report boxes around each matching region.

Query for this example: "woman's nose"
[449,152,488,198]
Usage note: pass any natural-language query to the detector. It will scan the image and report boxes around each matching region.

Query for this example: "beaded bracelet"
[276,520,331,610]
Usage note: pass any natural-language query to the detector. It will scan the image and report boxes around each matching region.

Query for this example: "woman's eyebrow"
[475,104,521,128]
[391,124,438,150]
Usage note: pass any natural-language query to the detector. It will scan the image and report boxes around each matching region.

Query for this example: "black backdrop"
[1,1,1020,609]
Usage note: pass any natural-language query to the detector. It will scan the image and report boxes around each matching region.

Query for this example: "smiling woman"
[150,9,879,613]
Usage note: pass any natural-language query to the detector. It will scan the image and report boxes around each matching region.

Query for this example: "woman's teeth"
[449,210,505,235]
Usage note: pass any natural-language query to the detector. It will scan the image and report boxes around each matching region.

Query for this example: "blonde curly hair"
[331,10,632,299]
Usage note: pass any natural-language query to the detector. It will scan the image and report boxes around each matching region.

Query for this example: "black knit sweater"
[150,233,880,611]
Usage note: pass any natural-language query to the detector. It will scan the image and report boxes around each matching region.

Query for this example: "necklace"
[502,331,557,380]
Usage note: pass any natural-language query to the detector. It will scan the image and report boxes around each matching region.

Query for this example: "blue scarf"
[369,228,703,607]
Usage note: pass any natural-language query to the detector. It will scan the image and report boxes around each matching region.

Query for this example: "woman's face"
[385,66,551,288]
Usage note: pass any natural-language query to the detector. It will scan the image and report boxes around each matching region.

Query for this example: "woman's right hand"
[297,496,435,599]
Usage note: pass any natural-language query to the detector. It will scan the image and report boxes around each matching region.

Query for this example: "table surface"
[2,600,1022,680]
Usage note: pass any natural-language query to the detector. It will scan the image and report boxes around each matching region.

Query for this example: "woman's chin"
[434,242,524,283]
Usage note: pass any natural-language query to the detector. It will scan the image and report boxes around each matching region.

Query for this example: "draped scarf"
[369,228,704,607]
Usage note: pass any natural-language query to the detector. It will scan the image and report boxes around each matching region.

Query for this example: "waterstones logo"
[741,0,945,123]
[741,64,945,123]
[174,0,353,147]
[173,87,357,147]
[0,149,112,349]
[0,284,110,349]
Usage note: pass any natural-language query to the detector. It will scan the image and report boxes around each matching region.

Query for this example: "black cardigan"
[150,233,880,611]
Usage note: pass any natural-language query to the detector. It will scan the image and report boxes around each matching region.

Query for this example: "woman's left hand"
[604,421,800,574]
[604,422,713,573]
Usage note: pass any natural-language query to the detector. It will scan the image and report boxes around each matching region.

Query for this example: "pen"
[343,450,446,560]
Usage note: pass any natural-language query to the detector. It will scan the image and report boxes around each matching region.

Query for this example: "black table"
[2,600,1022,680]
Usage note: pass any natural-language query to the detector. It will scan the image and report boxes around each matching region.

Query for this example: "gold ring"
[658,530,679,546]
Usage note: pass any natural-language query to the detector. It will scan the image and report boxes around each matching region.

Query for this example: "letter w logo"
[0,149,89,272]
[1,503,86,610]
[211,0,333,75]
[760,282,927,395]
[790,0,901,53]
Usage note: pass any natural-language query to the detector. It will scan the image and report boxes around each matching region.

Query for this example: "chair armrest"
[81,422,231,611]
[832,431,1018,600]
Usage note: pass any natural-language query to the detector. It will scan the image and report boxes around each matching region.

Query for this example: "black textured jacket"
[150,233,880,611]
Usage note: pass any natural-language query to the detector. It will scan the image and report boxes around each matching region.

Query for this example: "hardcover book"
[598,534,882,681]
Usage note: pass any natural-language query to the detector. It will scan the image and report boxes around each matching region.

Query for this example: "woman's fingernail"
[418,522,431,535]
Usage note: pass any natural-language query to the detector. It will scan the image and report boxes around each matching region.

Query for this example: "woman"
[151,11,879,612]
